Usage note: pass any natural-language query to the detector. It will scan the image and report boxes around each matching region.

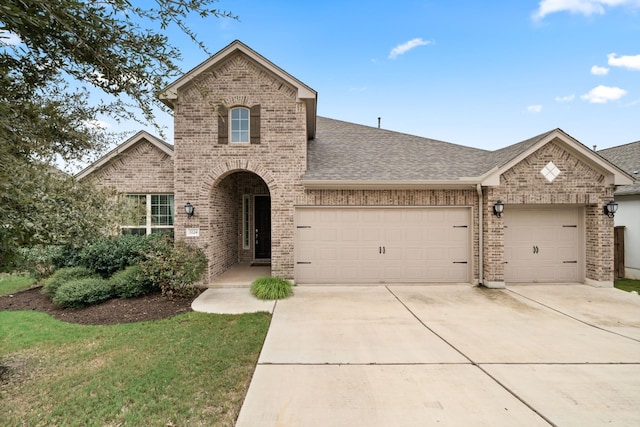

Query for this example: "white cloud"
[555,94,576,102]
[84,119,110,130]
[388,38,432,59]
[527,105,543,113]
[581,85,627,103]
[591,65,610,75]
[0,30,21,46]
[532,0,640,20]
[607,52,640,70]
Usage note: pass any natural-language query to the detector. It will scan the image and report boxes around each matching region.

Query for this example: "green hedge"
[52,277,114,308]
[109,265,151,298]
[42,267,97,297]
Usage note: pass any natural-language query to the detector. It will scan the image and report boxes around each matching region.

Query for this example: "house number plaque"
[185,228,200,237]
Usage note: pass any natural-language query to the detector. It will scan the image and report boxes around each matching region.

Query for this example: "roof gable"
[159,40,317,138]
[480,129,634,187]
[76,131,172,180]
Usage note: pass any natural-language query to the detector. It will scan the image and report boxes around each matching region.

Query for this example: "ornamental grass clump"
[251,276,293,300]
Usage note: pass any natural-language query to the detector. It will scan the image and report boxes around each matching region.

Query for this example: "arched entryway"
[209,170,271,280]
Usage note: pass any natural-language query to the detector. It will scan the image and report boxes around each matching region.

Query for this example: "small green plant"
[52,277,114,308]
[42,267,97,297]
[251,276,293,300]
[109,265,152,298]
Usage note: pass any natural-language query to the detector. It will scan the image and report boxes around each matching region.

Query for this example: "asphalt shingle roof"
[305,117,490,181]
[599,141,640,195]
[305,117,559,182]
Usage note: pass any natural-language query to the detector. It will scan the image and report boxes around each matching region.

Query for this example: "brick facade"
[87,139,174,194]
[81,43,623,287]
[483,140,615,285]
[172,52,308,281]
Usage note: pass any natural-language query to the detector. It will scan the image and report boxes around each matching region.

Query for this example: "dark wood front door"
[254,195,271,259]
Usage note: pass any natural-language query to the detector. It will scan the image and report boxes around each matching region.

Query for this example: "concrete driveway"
[235,284,640,427]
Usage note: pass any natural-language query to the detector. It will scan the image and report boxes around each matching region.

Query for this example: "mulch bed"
[0,286,199,325]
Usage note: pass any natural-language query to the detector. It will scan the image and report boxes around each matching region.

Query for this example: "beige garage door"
[504,207,583,283]
[294,207,471,284]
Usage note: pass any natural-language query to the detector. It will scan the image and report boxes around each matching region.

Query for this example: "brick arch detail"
[199,159,277,198]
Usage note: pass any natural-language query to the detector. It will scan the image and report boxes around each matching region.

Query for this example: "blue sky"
[7,0,640,151]
[159,0,640,151]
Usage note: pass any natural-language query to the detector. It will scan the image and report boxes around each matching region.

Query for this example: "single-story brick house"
[77,40,634,288]
[599,141,640,279]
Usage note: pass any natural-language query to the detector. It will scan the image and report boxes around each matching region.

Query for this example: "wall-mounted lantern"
[603,200,618,218]
[493,200,504,218]
[184,202,195,218]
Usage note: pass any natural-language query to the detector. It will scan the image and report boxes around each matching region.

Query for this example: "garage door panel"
[504,207,582,283]
[295,207,471,284]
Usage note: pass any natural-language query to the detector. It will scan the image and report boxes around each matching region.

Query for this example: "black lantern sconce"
[184,202,195,218]
[493,200,504,218]
[603,200,618,218]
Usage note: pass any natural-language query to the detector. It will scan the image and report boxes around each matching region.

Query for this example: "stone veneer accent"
[483,139,615,285]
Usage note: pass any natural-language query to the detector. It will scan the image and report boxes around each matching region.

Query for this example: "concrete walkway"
[232,284,640,427]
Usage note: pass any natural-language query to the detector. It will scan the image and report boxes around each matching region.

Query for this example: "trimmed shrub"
[251,277,293,300]
[139,235,207,298]
[109,265,152,298]
[52,277,114,308]
[78,234,149,278]
[42,266,97,296]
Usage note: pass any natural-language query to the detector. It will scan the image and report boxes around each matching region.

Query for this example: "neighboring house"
[599,142,640,279]
[78,40,634,288]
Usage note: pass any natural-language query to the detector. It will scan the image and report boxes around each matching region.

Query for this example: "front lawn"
[0,274,36,296]
[615,278,640,293]
[0,310,270,426]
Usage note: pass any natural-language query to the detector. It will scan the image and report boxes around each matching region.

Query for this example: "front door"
[254,195,271,259]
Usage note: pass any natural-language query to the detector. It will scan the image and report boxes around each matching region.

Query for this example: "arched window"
[230,107,250,143]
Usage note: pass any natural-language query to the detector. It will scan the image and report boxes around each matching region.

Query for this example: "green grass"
[251,276,293,300]
[0,274,36,296]
[0,310,271,426]
[615,278,640,293]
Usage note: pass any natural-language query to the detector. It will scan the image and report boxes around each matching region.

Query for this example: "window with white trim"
[230,107,250,143]
[122,194,174,237]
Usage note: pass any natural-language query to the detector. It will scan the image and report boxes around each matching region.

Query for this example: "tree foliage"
[0,0,235,269]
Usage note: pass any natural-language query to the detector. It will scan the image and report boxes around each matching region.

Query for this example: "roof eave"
[301,179,480,190]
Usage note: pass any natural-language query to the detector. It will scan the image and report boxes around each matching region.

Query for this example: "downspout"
[477,184,484,286]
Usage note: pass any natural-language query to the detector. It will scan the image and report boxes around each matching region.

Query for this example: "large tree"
[0,0,235,269]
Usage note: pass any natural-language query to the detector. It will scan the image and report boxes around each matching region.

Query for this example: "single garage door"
[294,207,471,284]
[504,207,583,283]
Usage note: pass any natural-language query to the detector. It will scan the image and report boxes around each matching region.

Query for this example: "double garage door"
[504,207,583,283]
[294,207,471,284]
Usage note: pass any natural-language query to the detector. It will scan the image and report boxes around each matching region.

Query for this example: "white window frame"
[121,194,174,235]
[230,106,250,143]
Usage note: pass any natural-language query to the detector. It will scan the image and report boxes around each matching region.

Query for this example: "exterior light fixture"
[493,200,504,218]
[603,200,618,218]
[184,202,195,218]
